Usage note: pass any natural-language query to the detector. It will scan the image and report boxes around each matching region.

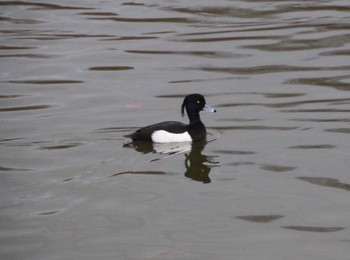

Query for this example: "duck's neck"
[187,112,206,141]
[187,110,202,125]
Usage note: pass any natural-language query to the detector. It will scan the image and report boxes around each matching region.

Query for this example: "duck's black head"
[181,94,216,121]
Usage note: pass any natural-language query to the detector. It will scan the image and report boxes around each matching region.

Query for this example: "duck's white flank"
[151,130,192,143]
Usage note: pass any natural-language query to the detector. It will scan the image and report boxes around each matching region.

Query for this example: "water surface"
[1,1,350,259]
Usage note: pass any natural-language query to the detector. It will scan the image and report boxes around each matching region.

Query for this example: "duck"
[124,94,216,143]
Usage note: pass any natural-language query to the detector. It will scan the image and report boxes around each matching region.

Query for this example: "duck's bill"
[203,104,216,113]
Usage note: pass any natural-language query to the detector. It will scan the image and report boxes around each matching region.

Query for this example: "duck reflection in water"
[123,140,219,183]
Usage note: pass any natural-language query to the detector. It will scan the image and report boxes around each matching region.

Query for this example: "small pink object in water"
[125,102,143,109]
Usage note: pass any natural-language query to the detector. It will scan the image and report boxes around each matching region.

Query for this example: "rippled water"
[1,1,350,259]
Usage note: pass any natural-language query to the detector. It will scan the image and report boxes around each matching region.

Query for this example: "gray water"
[1,1,350,259]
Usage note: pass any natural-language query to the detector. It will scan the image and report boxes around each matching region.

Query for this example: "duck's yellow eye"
[196,100,201,104]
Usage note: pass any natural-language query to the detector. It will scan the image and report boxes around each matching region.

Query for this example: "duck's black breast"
[125,121,188,141]
[187,121,207,142]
